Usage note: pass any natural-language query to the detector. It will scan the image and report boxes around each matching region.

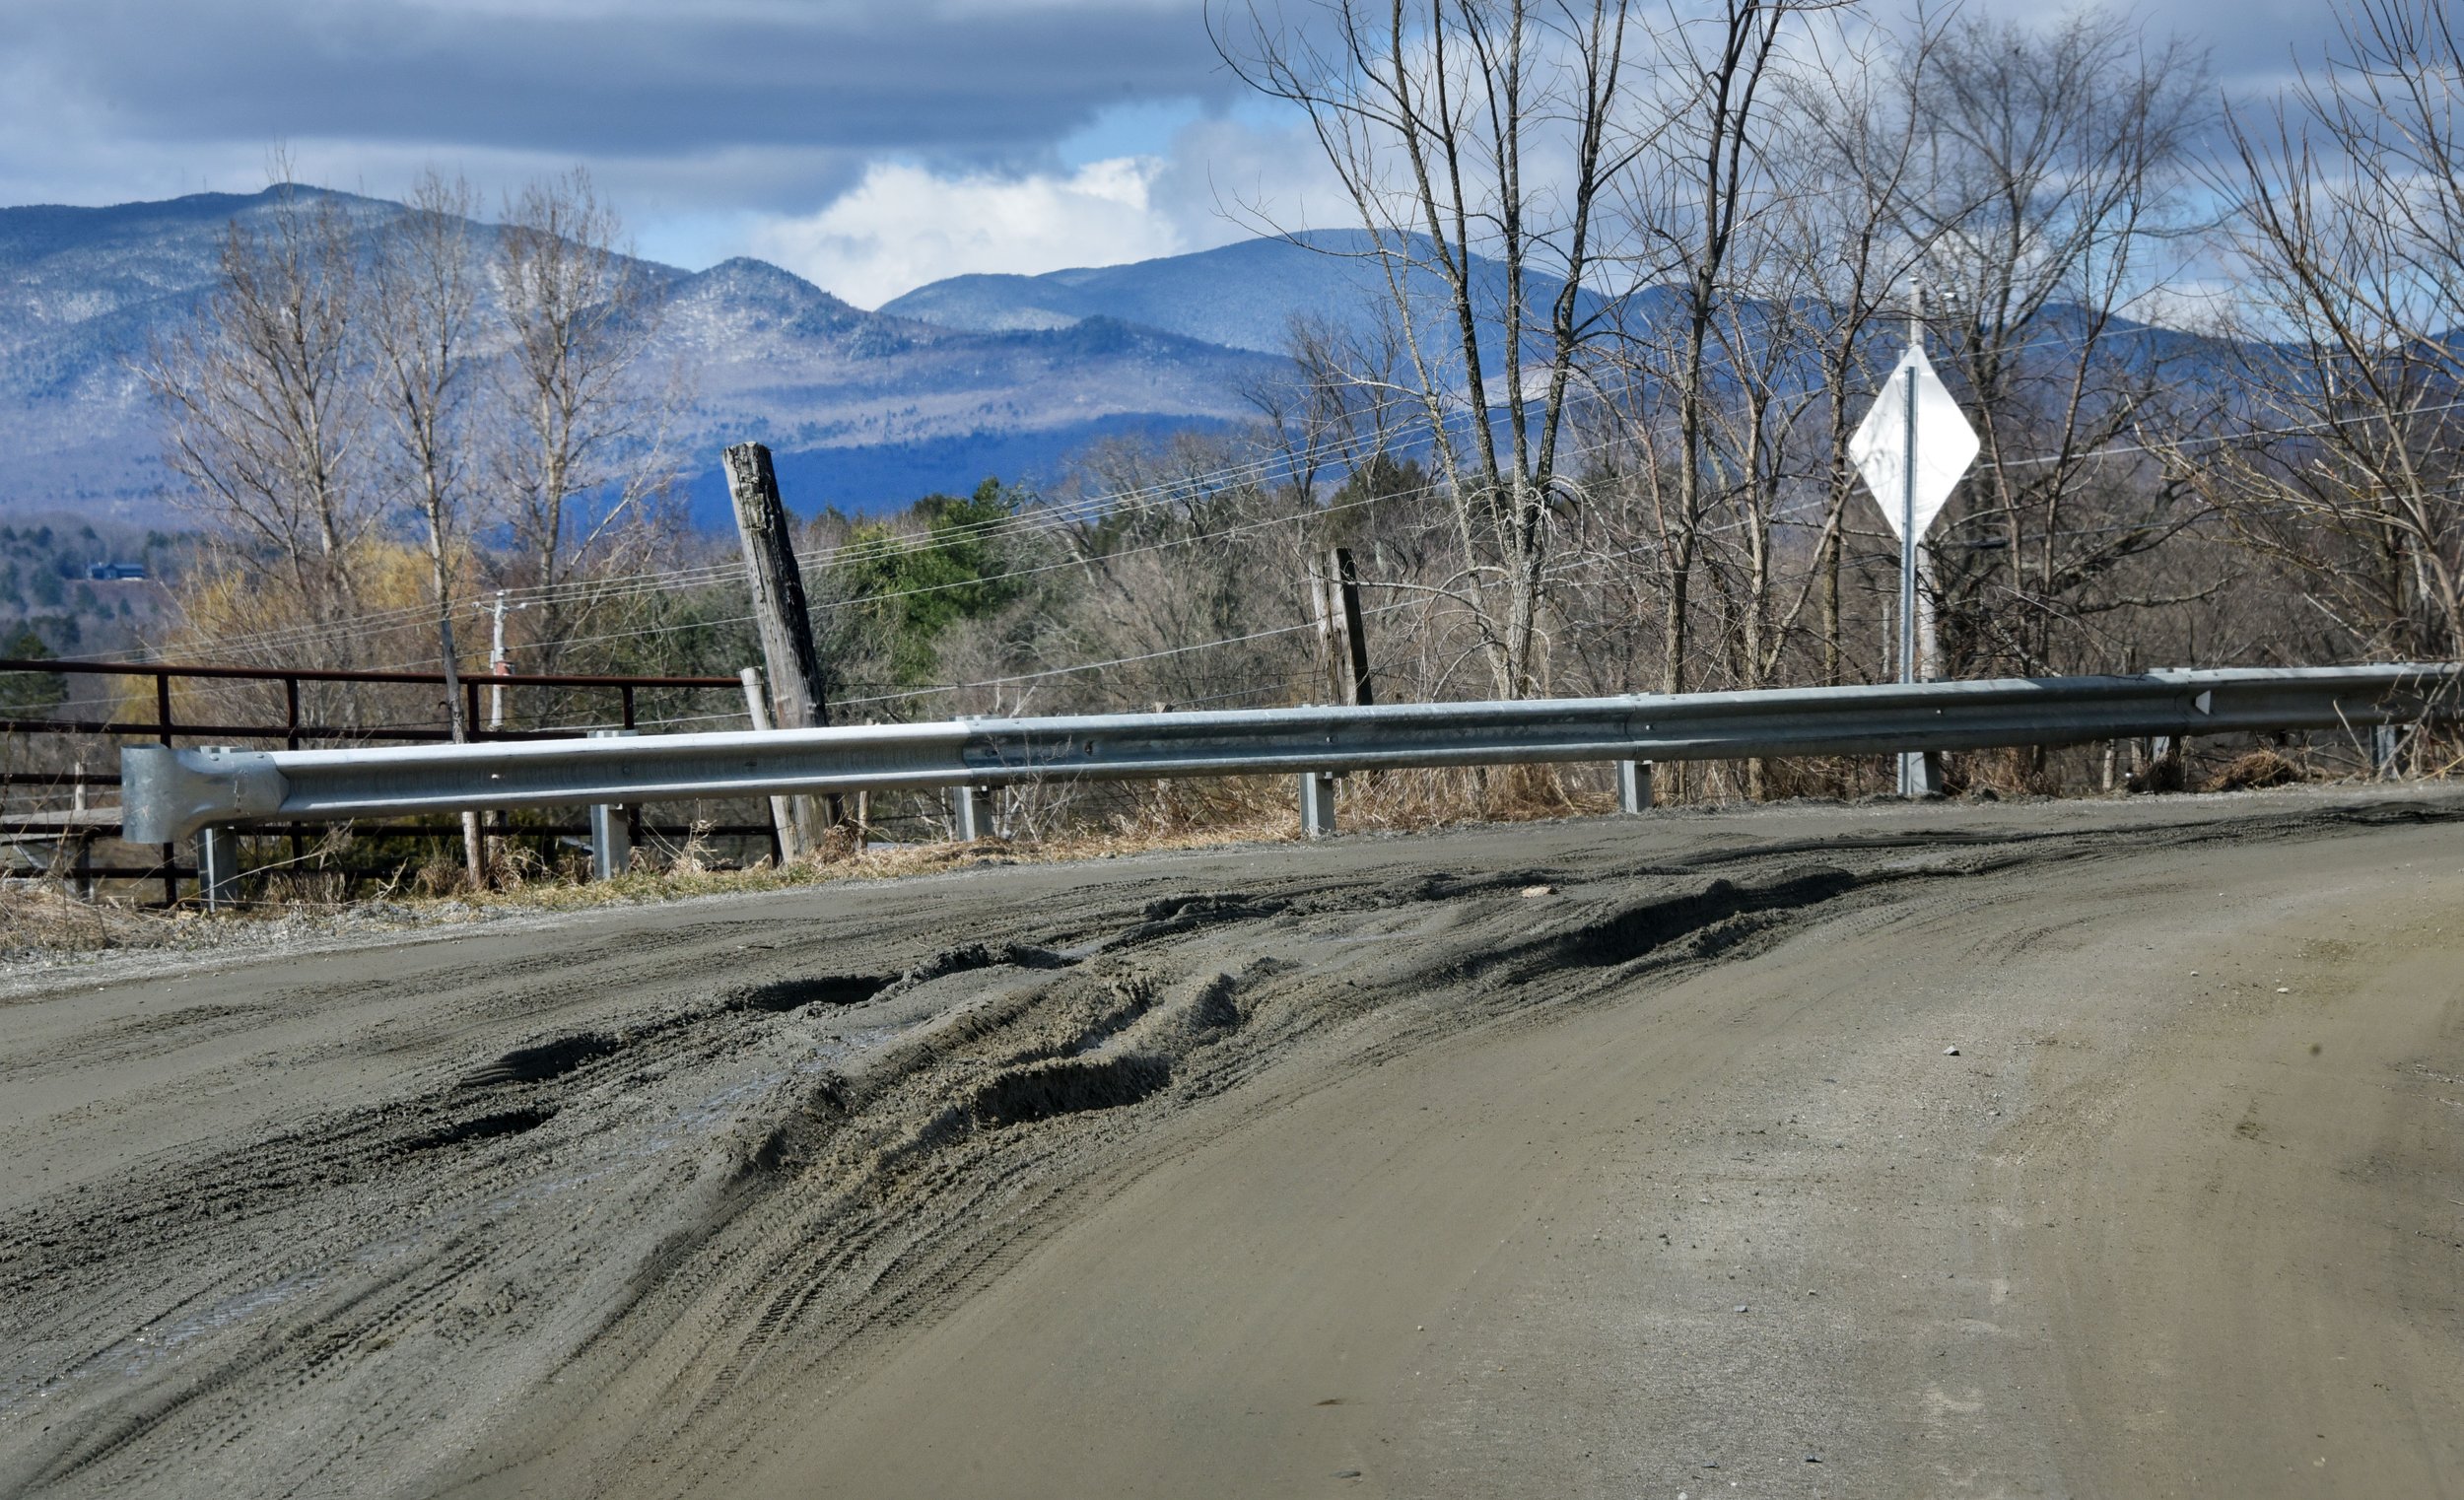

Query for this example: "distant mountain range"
[0,185,2227,540]
[0,187,1426,531]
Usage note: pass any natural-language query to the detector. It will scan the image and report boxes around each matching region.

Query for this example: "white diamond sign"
[1850,345,1978,540]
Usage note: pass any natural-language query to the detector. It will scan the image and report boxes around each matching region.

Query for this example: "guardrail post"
[588,728,634,880]
[157,669,177,908]
[2372,722,2402,779]
[197,825,238,909]
[955,784,992,842]
[1299,773,1337,838]
[1616,759,1654,814]
[1896,750,1942,798]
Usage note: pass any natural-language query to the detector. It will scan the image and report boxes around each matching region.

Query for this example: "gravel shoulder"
[3,786,2459,1498]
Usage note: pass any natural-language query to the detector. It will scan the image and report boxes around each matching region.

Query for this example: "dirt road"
[4,788,2461,1498]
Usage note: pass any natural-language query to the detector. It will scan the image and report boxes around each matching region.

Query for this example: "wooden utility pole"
[1328,547,1374,707]
[1310,547,1376,707]
[1307,557,1342,703]
[724,441,841,844]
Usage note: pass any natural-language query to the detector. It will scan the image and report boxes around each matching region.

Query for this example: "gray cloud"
[17,0,1229,169]
[0,0,2367,287]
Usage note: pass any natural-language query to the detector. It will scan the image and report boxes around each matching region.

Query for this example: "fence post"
[1299,772,1337,838]
[737,666,806,865]
[588,728,634,880]
[1616,759,1654,814]
[197,824,238,909]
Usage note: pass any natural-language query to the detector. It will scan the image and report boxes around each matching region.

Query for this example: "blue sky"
[0,0,2347,307]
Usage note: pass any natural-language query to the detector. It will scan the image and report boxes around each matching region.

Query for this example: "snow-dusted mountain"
[878,229,1613,358]
[0,186,2224,536]
[656,258,1277,522]
[0,187,1288,529]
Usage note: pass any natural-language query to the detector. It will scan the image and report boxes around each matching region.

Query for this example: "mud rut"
[2,792,2460,1498]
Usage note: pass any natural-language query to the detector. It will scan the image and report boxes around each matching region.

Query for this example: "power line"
[834,599,1414,711]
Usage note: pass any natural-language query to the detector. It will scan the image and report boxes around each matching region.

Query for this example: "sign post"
[1850,283,1979,796]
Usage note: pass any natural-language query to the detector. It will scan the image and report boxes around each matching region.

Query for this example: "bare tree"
[1214,0,1651,699]
[1243,312,1415,505]
[2175,0,2464,662]
[1894,12,2212,689]
[369,170,486,886]
[494,169,677,666]
[1608,0,1828,712]
[1779,15,1945,687]
[144,171,376,649]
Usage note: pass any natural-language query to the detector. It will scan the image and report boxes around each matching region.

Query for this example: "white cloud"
[747,157,1192,307]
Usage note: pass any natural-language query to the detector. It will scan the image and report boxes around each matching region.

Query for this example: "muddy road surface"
[4,787,2462,1498]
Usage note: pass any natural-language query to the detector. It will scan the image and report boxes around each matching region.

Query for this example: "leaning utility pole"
[1307,547,1377,707]
[724,441,840,847]
[1329,546,1375,707]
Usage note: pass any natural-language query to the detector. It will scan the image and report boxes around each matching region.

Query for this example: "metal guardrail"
[119,664,2458,847]
[3,655,754,901]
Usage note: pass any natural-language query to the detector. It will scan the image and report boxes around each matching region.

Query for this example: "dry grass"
[4,738,2426,954]
[296,765,1623,920]
[2204,748,2312,792]
[0,882,137,955]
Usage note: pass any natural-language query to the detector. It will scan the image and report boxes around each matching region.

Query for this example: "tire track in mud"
[3,793,2458,1500]
[435,813,2332,1494]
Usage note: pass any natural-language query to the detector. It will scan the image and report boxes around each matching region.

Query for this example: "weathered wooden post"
[1329,546,1375,707]
[724,442,839,849]
[1307,558,1342,703]
[736,665,806,864]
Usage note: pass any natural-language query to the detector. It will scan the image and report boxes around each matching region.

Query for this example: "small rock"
[1806,1455,1823,1464]
[1734,1304,1748,1313]
[1943,1046,1961,1056]
[1331,1470,1362,1479]
[1520,883,1558,898]
[2277,987,2292,994]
